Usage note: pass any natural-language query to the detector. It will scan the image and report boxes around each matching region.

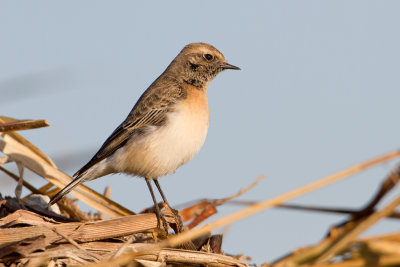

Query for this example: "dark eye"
[204,54,213,61]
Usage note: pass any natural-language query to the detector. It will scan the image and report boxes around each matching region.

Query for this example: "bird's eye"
[204,54,214,61]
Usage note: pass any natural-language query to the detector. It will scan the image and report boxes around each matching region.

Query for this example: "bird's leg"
[153,179,183,233]
[145,178,168,233]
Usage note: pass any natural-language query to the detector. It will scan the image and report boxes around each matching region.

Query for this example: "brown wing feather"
[74,76,186,177]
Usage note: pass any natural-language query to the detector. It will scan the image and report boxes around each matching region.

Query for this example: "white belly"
[110,97,209,179]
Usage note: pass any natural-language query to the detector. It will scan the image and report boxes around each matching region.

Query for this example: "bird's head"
[170,42,240,89]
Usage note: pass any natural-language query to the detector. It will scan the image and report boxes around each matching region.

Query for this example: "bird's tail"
[48,173,87,206]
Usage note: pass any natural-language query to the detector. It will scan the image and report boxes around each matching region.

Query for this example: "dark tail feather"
[48,174,87,206]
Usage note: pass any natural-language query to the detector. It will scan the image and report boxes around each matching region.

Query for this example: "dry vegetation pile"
[1,117,400,267]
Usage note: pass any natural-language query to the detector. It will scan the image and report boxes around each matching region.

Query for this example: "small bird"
[49,42,240,229]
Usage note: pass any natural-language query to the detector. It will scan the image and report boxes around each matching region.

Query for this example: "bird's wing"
[74,78,185,177]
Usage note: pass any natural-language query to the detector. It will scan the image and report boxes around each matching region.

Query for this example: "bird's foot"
[153,205,169,234]
[163,204,184,233]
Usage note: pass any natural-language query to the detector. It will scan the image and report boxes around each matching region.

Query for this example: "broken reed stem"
[298,254,400,267]
[88,150,400,267]
[111,235,136,259]
[51,227,100,262]
[275,203,400,219]
[164,150,400,248]
[213,174,265,206]
[313,195,400,263]
[0,166,42,194]
[0,119,49,132]
[0,136,134,217]
[0,118,56,168]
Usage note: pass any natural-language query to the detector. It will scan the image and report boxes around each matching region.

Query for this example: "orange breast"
[183,86,209,123]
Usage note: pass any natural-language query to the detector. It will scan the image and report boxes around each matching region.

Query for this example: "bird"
[49,42,240,230]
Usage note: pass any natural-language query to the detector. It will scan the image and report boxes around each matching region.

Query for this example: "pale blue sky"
[1,1,400,263]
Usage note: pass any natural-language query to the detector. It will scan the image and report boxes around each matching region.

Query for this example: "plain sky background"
[1,1,400,264]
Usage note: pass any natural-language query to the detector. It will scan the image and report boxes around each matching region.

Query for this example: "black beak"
[220,62,241,70]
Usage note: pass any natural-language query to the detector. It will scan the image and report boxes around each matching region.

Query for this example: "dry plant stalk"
[0,118,49,132]
[0,121,260,266]
[179,174,265,228]
[161,150,400,249]
[2,116,400,267]
[85,151,400,267]
[0,132,133,217]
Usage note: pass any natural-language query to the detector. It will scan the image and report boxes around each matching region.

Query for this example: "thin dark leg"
[145,178,168,232]
[153,179,183,232]
[153,179,170,206]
